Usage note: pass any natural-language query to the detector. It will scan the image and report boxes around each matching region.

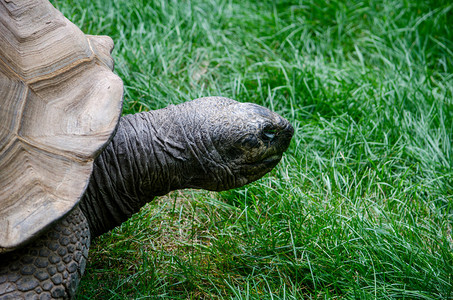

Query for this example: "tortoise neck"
[80,106,202,237]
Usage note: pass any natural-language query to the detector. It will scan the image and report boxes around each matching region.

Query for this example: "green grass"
[52,0,453,298]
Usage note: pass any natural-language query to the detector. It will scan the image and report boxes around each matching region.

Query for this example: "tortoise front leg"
[0,206,90,299]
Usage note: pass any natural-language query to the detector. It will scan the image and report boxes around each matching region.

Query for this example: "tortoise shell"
[0,0,123,251]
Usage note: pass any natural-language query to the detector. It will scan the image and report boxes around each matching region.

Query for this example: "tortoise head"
[176,97,294,191]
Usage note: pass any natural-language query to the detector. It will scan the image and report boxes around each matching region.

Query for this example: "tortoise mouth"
[241,122,293,183]
[242,153,283,181]
[262,154,282,164]
[247,154,282,170]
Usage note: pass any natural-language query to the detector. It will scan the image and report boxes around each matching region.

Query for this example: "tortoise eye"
[262,128,277,141]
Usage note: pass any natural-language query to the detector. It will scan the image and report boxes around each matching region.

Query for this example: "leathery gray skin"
[0,97,293,299]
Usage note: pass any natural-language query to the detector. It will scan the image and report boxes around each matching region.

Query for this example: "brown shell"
[0,0,123,251]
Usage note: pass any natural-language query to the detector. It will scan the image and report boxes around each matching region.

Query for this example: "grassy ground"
[53,0,453,298]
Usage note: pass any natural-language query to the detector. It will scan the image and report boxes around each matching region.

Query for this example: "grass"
[51,0,453,298]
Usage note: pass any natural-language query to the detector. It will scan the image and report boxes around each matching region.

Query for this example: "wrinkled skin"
[0,97,293,299]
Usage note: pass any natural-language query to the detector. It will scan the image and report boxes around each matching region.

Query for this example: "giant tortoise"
[0,0,293,298]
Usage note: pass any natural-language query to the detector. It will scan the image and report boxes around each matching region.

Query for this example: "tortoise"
[0,0,294,298]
